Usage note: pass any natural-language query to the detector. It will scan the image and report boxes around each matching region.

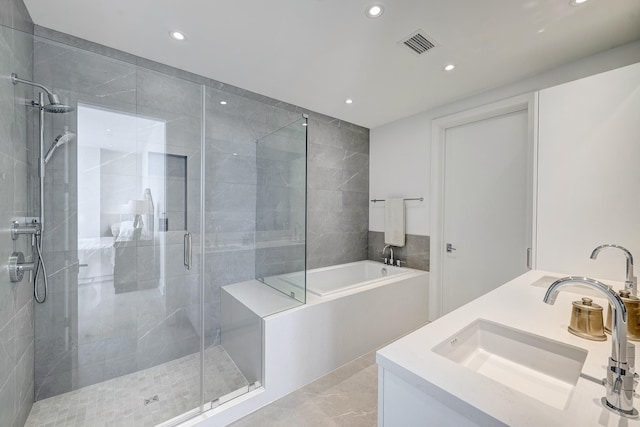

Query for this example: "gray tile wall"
[0,0,33,34]
[368,231,430,271]
[307,119,369,269]
[0,2,35,426]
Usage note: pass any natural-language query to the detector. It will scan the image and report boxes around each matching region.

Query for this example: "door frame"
[429,93,539,320]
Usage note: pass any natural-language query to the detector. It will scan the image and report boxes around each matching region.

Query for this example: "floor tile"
[25,346,248,427]
[230,352,377,427]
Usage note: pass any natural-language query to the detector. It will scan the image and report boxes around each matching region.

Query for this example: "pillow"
[111,221,135,241]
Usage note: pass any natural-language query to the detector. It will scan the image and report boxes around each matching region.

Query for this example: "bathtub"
[278,260,414,296]
[219,260,429,426]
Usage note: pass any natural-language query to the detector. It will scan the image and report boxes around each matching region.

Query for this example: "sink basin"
[432,319,588,410]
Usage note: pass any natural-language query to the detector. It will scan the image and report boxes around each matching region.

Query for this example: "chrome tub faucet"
[382,245,394,265]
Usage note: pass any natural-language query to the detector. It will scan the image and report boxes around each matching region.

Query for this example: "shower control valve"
[8,251,35,283]
[10,220,40,240]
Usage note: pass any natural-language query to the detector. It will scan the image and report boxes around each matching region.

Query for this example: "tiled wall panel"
[0,1,34,425]
[368,231,430,271]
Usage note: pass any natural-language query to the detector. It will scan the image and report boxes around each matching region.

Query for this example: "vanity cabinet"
[377,367,502,427]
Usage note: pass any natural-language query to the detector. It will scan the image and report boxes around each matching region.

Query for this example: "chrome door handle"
[446,243,456,253]
[184,232,192,270]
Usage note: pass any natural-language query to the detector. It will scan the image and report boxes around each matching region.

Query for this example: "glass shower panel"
[33,36,206,426]
[201,87,261,406]
[256,116,308,303]
[76,72,204,424]
[202,88,307,408]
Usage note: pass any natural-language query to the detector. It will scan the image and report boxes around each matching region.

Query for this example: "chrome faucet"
[382,245,394,265]
[544,276,638,418]
[591,244,637,296]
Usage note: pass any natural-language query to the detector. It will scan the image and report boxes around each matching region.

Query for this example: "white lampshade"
[126,199,152,215]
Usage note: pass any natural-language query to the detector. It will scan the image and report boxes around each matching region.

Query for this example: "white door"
[442,109,530,314]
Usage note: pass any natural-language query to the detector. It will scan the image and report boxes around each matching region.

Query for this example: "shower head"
[44,131,75,164]
[41,103,75,114]
[10,73,74,113]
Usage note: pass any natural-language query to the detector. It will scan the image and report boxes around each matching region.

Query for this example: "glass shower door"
[73,70,205,424]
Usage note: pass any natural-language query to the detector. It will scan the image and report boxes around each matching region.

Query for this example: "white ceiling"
[24,0,640,128]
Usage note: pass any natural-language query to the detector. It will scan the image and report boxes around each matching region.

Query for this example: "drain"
[144,395,159,406]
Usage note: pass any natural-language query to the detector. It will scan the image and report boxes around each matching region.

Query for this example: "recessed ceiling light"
[365,5,384,18]
[170,31,186,41]
[220,101,227,105]
[444,64,455,71]
[570,0,588,5]
[345,99,353,104]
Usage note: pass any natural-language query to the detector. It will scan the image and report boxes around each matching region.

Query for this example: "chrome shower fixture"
[8,72,74,303]
[10,219,40,240]
[11,73,75,113]
[45,131,75,164]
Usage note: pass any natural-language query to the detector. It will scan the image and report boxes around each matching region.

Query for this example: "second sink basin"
[432,319,588,410]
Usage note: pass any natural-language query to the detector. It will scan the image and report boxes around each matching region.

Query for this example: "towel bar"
[370,197,423,203]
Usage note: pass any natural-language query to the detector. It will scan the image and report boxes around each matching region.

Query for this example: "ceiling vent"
[400,30,436,55]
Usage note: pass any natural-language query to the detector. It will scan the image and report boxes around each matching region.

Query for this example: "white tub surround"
[278,260,414,296]
[377,270,638,426]
[195,261,428,426]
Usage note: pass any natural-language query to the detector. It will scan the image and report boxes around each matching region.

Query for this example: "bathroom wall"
[367,109,428,269]
[306,118,369,269]
[368,232,429,271]
[0,1,35,426]
[536,61,640,280]
[368,40,640,271]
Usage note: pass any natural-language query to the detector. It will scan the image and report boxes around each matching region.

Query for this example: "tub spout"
[382,245,394,265]
[544,276,638,418]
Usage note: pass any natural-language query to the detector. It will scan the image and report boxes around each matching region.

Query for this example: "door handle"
[184,232,192,270]
[446,243,456,253]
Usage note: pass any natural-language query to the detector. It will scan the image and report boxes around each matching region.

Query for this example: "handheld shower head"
[44,131,75,164]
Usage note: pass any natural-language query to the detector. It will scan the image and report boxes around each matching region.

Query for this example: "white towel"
[384,198,405,247]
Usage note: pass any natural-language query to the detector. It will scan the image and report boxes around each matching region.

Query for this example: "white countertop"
[377,270,640,427]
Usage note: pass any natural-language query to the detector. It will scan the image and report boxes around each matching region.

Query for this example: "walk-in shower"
[3,24,308,426]
[8,73,75,303]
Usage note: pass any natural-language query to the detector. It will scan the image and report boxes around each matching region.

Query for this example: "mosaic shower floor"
[25,345,248,427]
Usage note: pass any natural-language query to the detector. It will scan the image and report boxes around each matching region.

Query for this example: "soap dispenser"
[568,297,606,341]
[605,290,640,341]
